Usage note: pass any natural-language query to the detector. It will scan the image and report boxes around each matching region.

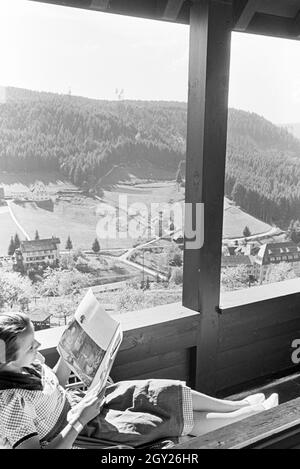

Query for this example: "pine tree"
[8,237,15,256]
[231,182,246,206]
[92,238,100,253]
[286,220,300,244]
[14,233,21,249]
[35,230,40,240]
[65,236,73,251]
[243,226,251,238]
[176,168,183,185]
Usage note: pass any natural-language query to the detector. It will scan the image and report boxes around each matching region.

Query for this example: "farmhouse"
[29,307,52,331]
[30,181,50,201]
[14,237,60,271]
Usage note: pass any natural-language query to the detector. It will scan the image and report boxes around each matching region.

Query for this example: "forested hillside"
[225,109,300,228]
[0,87,186,185]
[1,87,300,228]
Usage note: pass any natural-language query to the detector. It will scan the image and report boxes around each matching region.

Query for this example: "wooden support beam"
[162,0,185,21]
[90,0,110,11]
[234,0,259,31]
[183,0,232,395]
[246,12,299,39]
[294,10,300,38]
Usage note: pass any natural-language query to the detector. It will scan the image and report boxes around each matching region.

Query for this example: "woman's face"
[11,322,41,370]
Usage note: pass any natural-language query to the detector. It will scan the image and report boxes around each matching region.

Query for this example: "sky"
[0,0,300,124]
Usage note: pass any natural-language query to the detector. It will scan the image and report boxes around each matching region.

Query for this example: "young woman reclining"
[0,312,278,449]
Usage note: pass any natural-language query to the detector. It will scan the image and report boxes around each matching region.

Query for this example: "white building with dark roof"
[221,255,253,268]
[15,237,60,271]
[254,241,300,282]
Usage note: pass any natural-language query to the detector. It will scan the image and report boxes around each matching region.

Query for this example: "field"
[99,161,177,186]
[2,179,186,252]
[102,184,272,240]
[102,181,184,206]
[9,201,99,250]
[222,198,272,239]
[0,172,274,257]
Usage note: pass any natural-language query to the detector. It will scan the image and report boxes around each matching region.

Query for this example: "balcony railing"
[37,302,200,388]
[37,277,300,397]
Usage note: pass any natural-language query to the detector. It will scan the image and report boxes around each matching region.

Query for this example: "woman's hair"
[0,312,31,363]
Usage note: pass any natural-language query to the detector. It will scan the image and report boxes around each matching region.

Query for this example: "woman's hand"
[67,388,106,427]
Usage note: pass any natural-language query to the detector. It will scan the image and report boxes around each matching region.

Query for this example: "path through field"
[7,201,31,240]
[0,205,26,255]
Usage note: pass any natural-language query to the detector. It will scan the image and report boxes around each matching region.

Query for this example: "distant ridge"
[1,86,300,228]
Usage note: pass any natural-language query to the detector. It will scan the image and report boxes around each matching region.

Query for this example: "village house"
[254,241,300,282]
[29,307,52,331]
[14,237,60,272]
[221,254,253,268]
[30,181,50,201]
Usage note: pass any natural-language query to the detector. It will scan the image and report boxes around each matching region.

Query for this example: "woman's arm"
[15,424,80,449]
[16,388,105,449]
[52,356,71,387]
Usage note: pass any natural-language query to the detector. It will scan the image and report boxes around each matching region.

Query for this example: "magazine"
[57,288,122,393]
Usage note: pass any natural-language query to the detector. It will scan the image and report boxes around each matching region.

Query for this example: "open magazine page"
[57,289,122,392]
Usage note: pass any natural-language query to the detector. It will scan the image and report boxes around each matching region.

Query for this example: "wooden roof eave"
[30,0,300,41]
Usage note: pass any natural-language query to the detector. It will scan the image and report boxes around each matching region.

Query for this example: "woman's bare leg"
[190,394,278,436]
[191,389,265,413]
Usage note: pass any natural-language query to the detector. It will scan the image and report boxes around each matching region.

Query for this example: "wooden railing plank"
[112,350,188,380]
[113,363,189,383]
[219,316,300,352]
[220,292,300,329]
[37,303,200,384]
[174,397,300,449]
[217,330,300,391]
[219,330,300,369]
[220,278,300,310]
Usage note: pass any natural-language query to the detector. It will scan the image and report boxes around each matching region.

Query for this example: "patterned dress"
[0,363,193,449]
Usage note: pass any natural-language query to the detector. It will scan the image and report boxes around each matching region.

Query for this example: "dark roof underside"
[31,0,300,40]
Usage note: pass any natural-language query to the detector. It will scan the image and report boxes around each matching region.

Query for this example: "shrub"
[170,267,183,285]
[264,262,297,284]
[116,287,145,312]
[0,269,33,311]
[37,267,93,297]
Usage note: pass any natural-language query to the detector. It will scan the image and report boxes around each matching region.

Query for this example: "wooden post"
[162,0,185,21]
[183,0,232,394]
